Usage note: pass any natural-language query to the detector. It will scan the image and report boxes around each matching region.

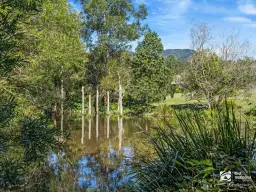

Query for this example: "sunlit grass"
[154,91,256,112]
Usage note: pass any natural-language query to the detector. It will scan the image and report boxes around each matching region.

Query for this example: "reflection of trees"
[52,116,152,191]
[118,117,123,151]
[81,114,84,144]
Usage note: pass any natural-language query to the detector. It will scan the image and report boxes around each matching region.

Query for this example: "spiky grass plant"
[132,102,256,191]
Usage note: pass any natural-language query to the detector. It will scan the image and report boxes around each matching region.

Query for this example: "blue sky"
[69,0,256,53]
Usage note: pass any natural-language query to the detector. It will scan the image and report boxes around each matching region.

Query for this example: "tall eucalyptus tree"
[81,0,147,114]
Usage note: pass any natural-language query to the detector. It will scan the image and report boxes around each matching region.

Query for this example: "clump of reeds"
[132,102,256,191]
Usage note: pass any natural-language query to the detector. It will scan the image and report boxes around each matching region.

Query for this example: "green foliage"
[0,0,45,77]
[17,0,86,110]
[20,117,61,162]
[0,116,63,190]
[130,31,172,107]
[83,0,147,91]
[246,105,256,116]
[82,0,147,49]
[0,1,74,190]
[166,55,187,76]
[133,102,256,191]
[182,50,255,109]
[154,104,174,118]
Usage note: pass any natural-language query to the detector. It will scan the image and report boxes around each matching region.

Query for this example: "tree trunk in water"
[88,118,91,140]
[118,75,123,116]
[107,115,110,139]
[88,94,92,116]
[81,116,84,144]
[61,79,64,134]
[96,86,99,114]
[107,91,110,114]
[118,117,123,151]
[96,114,99,140]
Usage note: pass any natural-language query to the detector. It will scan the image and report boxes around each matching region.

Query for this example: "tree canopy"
[130,31,171,107]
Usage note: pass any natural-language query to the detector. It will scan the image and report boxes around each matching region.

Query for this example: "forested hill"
[164,49,195,60]
[130,49,195,60]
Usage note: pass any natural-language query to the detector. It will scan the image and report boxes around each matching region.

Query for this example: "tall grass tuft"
[132,102,256,191]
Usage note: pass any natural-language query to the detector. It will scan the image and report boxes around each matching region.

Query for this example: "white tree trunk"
[61,79,64,134]
[96,114,99,140]
[88,94,92,116]
[118,75,123,116]
[88,118,91,140]
[107,91,110,114]
[82,86,85,116]
[96,86,99,114]
[107,115,110,139]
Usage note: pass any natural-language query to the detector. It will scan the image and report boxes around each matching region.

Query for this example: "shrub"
[132,102,256,191]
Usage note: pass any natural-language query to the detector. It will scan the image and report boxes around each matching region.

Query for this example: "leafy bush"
[132,102,256,191]
[20,117,62,162]
[0,116,64,190]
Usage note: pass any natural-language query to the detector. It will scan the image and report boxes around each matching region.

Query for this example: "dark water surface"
[49,116,153,191]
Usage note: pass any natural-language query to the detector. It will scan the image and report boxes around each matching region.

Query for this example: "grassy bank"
[132,103,256,191]
[69,92,256,119]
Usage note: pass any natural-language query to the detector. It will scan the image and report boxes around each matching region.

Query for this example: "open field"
[153,91,256,113]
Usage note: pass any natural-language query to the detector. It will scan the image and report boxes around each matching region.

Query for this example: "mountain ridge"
[129,49,195,60]
[163,49,195,60]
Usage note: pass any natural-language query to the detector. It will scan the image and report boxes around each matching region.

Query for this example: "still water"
[49,116,153,191]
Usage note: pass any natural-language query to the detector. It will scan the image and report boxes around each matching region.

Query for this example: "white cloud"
[194,4,234,15]
[178,0,192,10]
[246,23,256,27]
[238,1,256,15]
[151,0,192,25]
[224,16,252,23]
[223,14,256,28]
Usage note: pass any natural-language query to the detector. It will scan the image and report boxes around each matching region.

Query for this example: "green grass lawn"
[231,92,256,111]
[153,93,202,106]
[153,91,256,112]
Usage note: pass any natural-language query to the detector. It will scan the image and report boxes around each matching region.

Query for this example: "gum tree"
[81,0,147,114]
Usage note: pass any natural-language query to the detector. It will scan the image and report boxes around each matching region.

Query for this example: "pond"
[49,116,154,191]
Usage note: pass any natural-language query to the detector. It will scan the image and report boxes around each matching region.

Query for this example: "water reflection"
[50,117,152,191]
[81,113,84,144]
[118,117,123,151]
